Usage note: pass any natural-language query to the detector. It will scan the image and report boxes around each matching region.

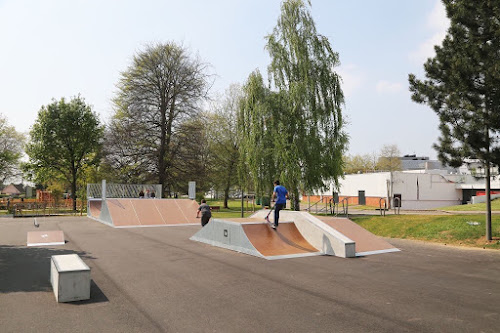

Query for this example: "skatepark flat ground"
[0,217,499,333]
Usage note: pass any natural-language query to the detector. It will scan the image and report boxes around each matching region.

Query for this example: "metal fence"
[87,183,162,199]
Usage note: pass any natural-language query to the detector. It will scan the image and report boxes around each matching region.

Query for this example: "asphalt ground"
[0,216,498,333]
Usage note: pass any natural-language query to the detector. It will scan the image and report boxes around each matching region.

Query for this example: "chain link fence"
[87,183,162,199]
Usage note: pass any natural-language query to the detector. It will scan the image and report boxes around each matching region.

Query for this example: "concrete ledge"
[50,254,90,302]
[190,219,263,258]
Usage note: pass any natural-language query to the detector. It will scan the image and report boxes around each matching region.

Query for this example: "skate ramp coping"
[250,210,356,258]
[190,218,321,260]
[27,230,65,246]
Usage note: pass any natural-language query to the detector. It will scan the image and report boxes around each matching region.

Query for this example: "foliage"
[25,96,103,210]
[376,144,402,171]
[238,71,278,199]
[408,0,500,240]
[343,153,377,174]
[170,117,211,195]
[0,114,24,183]
[240,0,347,210]
[206,84,243,208]
[109,42,212,195]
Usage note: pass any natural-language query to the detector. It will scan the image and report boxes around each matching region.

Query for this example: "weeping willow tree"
[238,71,278,200]
[239,0,347,210]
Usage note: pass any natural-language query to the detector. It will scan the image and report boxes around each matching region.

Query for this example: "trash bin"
[261,197,270,207]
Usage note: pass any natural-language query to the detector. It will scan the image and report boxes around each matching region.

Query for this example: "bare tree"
[111,42,212,194]
[377,144,402,172]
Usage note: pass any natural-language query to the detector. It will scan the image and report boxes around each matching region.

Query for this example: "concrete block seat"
[50,254,90,302]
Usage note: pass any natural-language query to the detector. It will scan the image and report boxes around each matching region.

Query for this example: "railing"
[379,198,387,216]
[12,201,86,217]
[393,197,401,215]
[307,197,330,214]
[337,198,349,218]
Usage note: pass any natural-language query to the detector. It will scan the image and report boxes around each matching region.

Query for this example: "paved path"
[0,217,499,332]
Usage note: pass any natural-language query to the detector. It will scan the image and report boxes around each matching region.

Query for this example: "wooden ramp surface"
[315,216,399,255]
[242,222,318,257]
[106,199,199,227]
[88,200,102,218]
[27,230,65,246]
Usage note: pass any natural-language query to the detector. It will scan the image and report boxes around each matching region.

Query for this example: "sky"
[0,0,449,159]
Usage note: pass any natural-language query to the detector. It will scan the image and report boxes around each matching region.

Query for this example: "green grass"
[205,199,258,219]
[349,205,380,211]
[350,214,500,249]
[438,198,500,211]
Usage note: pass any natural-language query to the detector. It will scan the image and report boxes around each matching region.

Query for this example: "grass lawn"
[438,198,500,211]
[350,214,500,250]
[206,198,259,219]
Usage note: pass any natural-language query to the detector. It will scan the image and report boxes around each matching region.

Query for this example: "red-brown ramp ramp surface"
[315,216,399,256]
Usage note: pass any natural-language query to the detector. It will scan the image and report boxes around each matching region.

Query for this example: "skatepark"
[1,194,499,332]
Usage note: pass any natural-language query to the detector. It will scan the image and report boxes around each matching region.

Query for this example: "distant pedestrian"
[196,199,212,227]
[139,190,144,198]
[150,191,156,199]
[146,190,150,198]
[271,180,288,229]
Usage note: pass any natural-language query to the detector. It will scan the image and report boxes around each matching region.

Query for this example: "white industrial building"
[308,156,500,210]
[327,170,500,210]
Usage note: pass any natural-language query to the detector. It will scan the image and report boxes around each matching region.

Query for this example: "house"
[1,183,24,196]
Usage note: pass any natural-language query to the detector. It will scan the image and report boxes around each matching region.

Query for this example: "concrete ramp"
[314,216,400,256]
[250,210,356,258]
[190,218,321,260]
[250,210,399,257]
[88,198,199,228]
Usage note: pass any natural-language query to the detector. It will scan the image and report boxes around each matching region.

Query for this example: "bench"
[50,254,90,302]
[211,206,220,212]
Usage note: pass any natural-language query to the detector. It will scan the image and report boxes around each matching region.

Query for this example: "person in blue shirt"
[271,180,288,229]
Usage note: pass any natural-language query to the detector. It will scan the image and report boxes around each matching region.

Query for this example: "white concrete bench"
[50,254,91,302]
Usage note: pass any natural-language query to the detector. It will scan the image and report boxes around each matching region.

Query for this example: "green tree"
[112,42,211,195]
[238,71,278,201]
[26,96,104,211]
[170,117,211,196]
[344,153,377,174]
[207,84,242,208]
[245,0,347,209]
[0,115,24,183]
[409,0,500,240]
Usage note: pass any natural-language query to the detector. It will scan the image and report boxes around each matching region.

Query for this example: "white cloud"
[376,80,403,94]
[409,0,450,64]
[337,64,365,98]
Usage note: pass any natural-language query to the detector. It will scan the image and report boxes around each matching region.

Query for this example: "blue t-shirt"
[274,185,288,204]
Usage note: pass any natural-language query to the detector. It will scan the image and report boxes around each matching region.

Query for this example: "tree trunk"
[223,186,229,209]
[72,169,77,211]
[292,187,300,211]
[159,104,167,195]
[485,162,492,241]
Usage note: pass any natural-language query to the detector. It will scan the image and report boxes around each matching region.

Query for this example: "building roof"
[1,183,24,195]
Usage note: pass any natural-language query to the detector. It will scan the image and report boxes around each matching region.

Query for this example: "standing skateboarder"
[196,199,212,227]
[271,180,288,229]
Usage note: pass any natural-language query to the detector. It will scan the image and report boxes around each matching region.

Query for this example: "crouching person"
[196,199,212,227]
